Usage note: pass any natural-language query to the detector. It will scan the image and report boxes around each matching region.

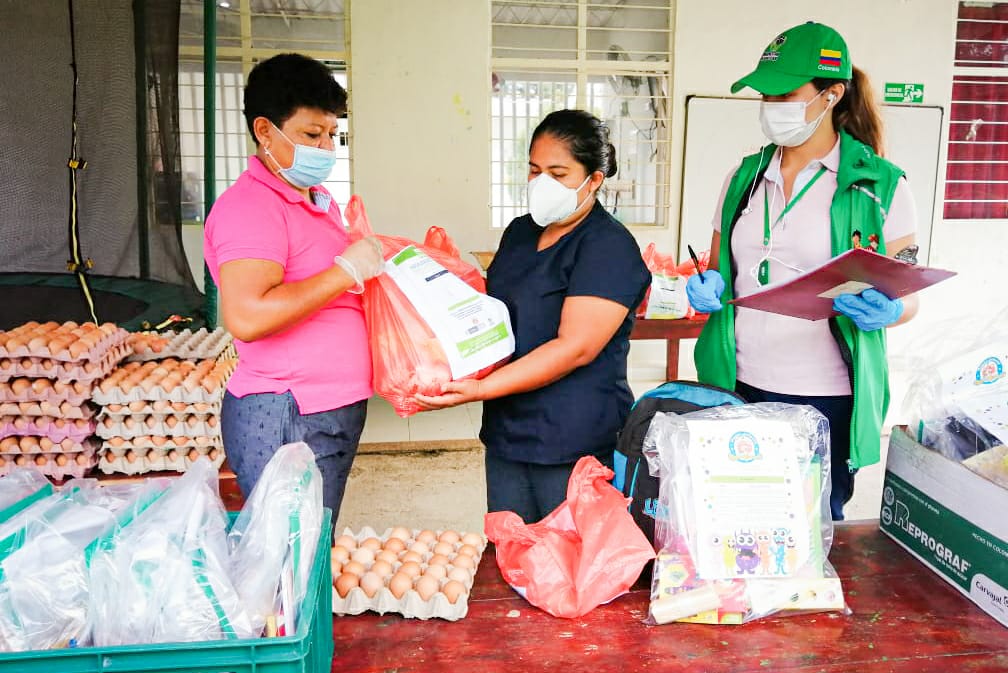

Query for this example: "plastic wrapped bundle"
[0,469,52,516]
[228,442,323,636]
[87,459,254,645]
[642,403,846,625]
[0,480,156,651]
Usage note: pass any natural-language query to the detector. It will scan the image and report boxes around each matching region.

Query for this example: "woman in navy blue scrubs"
[416,110,650,523]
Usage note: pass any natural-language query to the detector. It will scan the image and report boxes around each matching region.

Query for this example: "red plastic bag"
[423,226,461,259]
[637,243,709,319]
[485,456,656,618]
[344,196,502,417]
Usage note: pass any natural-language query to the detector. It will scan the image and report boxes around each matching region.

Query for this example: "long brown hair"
[814,66,885,156]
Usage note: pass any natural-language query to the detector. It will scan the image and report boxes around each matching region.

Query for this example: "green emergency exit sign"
[884,82,924,103]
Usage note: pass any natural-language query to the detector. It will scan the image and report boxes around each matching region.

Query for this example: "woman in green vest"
[686,22,919,520]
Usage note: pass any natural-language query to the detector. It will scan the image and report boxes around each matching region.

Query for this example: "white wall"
[348,0,493,258]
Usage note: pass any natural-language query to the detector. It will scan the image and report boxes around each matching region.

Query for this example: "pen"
[687,244,704,283]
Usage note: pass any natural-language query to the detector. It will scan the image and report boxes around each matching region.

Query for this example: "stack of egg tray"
[93,357,235,475]
[0,322,130,479]
[127,327,234,362]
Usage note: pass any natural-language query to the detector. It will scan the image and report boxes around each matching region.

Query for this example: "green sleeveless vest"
[694,129,905,469]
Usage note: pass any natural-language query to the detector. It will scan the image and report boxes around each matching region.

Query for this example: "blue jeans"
[734,381,855,522]
[485,451,614,524]
[221,391,367,519]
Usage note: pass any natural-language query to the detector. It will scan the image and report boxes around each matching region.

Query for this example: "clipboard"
[729,247,956,321]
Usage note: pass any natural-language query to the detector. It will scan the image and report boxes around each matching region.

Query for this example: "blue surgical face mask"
[264,122,338,188]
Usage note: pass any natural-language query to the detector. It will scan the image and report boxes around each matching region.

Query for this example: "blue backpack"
[614,381,745,545]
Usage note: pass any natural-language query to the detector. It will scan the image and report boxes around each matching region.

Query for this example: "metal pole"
[203,0,218,328]
[134,0,150,279]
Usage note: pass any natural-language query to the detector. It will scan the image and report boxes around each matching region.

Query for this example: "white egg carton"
[0,401,95,419]
[96,413,220,440]
[0,447,97,480]
[0,379,93,406]
[92,359,235,406]
[330,526,487,622]
[98,445,225,475]
[128,327,234,362]
[0,342,131,384]
[101,435,220,454]
[0,323,129,363]
[0,415,96,443]
[100,401,218,420]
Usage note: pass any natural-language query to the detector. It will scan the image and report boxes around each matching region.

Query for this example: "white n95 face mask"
[526,173,592,227]
[759,90,830,147]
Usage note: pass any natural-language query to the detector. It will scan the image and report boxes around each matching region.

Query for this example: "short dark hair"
[530,109,618,178]
[243,53,347,144]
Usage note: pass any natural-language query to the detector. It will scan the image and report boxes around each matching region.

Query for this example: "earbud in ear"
[827,92,836,102]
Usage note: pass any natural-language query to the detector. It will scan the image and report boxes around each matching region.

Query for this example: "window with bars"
[491,0,673,228]
[945,1,1008,219]
[177,0,350,221]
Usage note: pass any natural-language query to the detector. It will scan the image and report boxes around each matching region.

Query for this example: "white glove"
[334,237,384,294]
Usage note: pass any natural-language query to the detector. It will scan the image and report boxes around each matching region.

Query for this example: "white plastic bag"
[228,442,323,636]
[642,403,845,624]
[0,469,52,516]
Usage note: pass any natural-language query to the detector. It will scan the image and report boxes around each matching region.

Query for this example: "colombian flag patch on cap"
[819,48,842,68]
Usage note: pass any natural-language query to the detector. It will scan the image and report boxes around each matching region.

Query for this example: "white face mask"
[759,90,831,147]
[526,173,592,227]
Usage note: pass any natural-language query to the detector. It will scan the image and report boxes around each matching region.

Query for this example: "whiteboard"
[679,96,943,264]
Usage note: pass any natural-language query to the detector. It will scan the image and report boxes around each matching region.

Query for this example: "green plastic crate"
[0,509,333,673]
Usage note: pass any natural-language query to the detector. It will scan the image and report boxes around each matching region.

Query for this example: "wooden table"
[330,521,1008,673]
[630,316,707,381]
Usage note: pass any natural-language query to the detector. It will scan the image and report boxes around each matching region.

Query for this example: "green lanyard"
[759,166,828,285]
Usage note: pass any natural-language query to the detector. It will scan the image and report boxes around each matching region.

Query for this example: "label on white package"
[645,273,690,319]
[385,246,515,379]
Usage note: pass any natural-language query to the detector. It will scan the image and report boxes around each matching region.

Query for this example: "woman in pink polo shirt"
[204,53,384,517]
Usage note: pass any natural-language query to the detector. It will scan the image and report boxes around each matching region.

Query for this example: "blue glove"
[686,270,725,313]
[832,288,904,331]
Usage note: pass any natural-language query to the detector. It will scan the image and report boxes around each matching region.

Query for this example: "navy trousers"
[734,381,856,521]
[221,390,367,520]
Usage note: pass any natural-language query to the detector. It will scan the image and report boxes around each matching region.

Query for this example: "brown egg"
[422,564,447,582]
[388,572,412,599]
[383,537,406,553]
[59,438,75,451]
[400,550,423,564]
[447,567,472,585]
[414,575,439,601]
[432,541,455,557]
[0,437,18,452]
[27,336,47,351]
[427,553,451,567]
[187,448,200,461]
[334,572,359,598]
[34,455,48,466]
[333,535,358,550]
[461,532,485,548]
[415,530,437,545]
[370,560,394,578]
[39,437,54,452]
[442,579,467,604]
[374,549,398,566]
[68,340,89,359]
[108,437,125,448]
[342,560,366,577]
[14,455,27,466]
[438,530,461,545]
[331,545,351,564]
[398,561,422,579]
[457,544,480,558]
[360,537,382,552]
[388,526,411,542]
[128,400,146,412]
[408,540,430,555]
[350,547,375,565]
[451,554,476,571]
[55,454,69,466]
[75,454,90,465]
[10,378,31,395]
[4,338,24,351]
[208,448,219,461]
[359,571,383,598]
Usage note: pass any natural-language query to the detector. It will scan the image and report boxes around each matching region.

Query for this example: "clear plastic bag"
[0,469,52,517]
[345,196,514,417]
[87,459,254,646]
[642,403,846,625]
[637,243,707,320]
[228,442,323,637]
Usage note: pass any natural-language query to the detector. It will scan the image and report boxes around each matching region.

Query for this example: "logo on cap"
[818,48,842,73]
[760,34,787,63]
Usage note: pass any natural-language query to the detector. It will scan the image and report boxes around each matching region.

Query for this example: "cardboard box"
[879,427,1008,627]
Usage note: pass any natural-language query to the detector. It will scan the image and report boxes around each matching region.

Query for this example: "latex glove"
[334,237,385,293]
[832,288,904,331]
[685,270,725,313]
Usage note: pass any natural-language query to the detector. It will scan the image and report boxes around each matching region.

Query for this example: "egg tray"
[128,327,233,362]
[101,435,221,454]
[98,445,225,476]
[331,526,487,622]
[96,413,220,440]
[0,448,97,480]
[0,322,129,363]
[0,342,131,384]
[0,379,93,406]
[0,415,96,443]
[0,400,95,419]
[0,435,99,456]
[100,400,218,419]
[92,358,236,406]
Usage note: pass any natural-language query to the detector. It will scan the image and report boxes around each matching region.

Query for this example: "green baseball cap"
[731,21,852,96]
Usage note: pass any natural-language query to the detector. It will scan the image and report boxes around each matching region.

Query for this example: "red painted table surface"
[331,521,1008,673]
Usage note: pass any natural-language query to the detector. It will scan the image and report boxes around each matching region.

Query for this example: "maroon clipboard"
[728,247,956,321]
